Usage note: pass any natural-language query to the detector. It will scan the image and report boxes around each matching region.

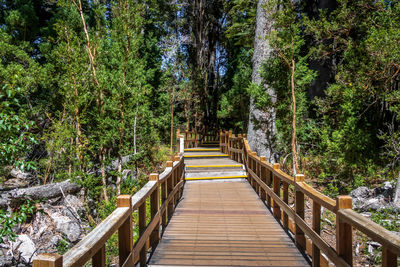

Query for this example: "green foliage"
[0,85,36,170]
[218,49,252,132]
[225,0,257,48]
[0,28,41,171]
[303,0,400,191]
[259,0,316,169]
[258,0,400,194]
[56,238,70,255]
[0,199,37,243]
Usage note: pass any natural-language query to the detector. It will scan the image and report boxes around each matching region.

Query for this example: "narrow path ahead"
[148,147,309,266]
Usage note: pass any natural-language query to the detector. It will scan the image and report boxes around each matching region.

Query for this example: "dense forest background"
[1,0,400,257]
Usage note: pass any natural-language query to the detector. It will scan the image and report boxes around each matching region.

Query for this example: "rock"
[350,186,371,210]
[373,181,394,200]
[10,169,31,180]
[355,242,360,255]
[350,186,370,199]
[50,235,61,247]
[15,234,36,264]
[46,209,82,242]
[0,249,12,267]
[63,195,84,213]
[361,198,385,211]
[122,169,136,182]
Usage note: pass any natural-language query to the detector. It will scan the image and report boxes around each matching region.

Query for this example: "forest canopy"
[1,0,400,215]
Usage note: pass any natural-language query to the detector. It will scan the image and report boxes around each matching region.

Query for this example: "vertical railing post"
[295,174,306,251]
[382,247,397,267]
[238,134,243,163]
[225,131,227,154]
[33,254,62,267]
[282,181,289,230]
[272,163,281,219]
[266,168,272,208]
[312,200,321,267]
[260,156,267,203]
[149,174,160,251]
[336,196,353,265]
[251,152,257,189]
[138,201,146,266]
[185,130,188,148]
[228,130,232,159]
[93,245,106,267]
[173,155,180,205]
[219,130,223,152]
[254,153,260,194]
[166,161,174,220]
[176,129,180,153]
[117,195,133,266]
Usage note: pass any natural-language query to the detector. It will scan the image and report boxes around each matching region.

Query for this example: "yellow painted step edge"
[184,154,228,158]
[185,175,248,180]
[186,164,242,168]
[184,148,220,151]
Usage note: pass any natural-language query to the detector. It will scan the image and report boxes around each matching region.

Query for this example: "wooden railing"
[178,129,220,148]
[220,130,400,267]
[33,155,185,267]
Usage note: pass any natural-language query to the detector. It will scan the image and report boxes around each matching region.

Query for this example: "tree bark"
[247,0,278,163]
[72,0,108,203]
[170,86,175,151]
[394,171,400,207]
[0,180,81,208]
[290,59,299,174]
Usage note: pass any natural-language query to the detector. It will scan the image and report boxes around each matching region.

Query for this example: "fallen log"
[0,180,81,208]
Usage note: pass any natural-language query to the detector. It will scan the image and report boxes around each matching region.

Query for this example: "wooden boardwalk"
[33,134,400,267]
[149,148,309,266]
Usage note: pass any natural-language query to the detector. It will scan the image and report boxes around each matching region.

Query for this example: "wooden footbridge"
[34,131,400,267]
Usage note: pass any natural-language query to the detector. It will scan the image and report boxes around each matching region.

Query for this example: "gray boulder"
[15,234,36,264]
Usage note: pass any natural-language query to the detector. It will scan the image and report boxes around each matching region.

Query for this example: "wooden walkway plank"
[148,180,309,266]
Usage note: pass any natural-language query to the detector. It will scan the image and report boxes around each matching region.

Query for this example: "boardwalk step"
[185,175,247,181]
[184,148,220,152]
[184,154,228,158]
[186,164,243,169]
[185,171,247,181]
[198,143,219,147]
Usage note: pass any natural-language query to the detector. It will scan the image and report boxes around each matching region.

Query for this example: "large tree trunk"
[394,171,400,207]
[247,0,278,163]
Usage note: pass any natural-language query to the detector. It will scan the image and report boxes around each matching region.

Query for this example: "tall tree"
[247,0,278,162]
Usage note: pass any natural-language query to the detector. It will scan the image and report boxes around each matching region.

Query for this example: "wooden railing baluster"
[260,157,267,203]
[167,163,174,220]
[92,245,105,267]
[336,196,353,265]
[138,201,146,266]
[149,174,160,251]
[383,247,397,267]
[312,200,321,267]
[117,195,133,265]
[272,163,281,219]
[282,181,289,230]
[161,178,168,230]
[295,174,306,251]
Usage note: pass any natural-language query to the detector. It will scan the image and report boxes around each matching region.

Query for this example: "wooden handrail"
[220,130,399,267]
[181,129,221,148]
[33,155,185,267]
